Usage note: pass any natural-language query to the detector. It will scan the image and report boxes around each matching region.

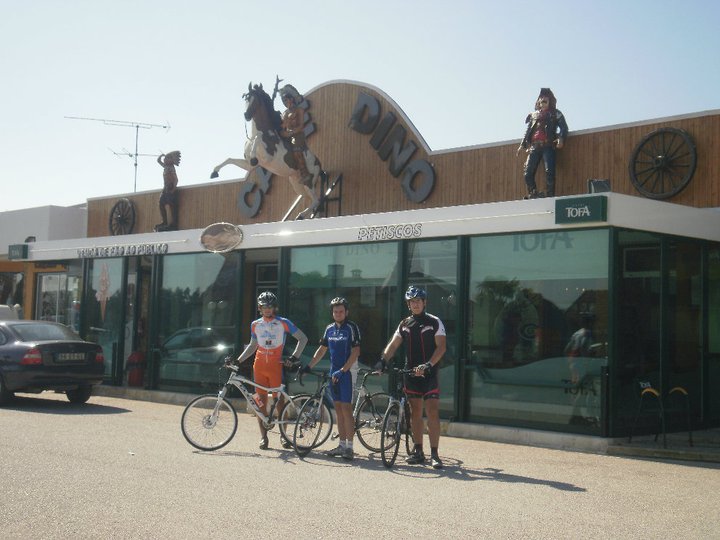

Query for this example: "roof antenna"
[66,116,170,192]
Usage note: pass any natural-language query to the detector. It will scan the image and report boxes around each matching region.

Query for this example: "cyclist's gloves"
[331,369,344,381]
[284,355,301,369]
[299,363,311,375]
[224,356,240,369]
[418,362,432,375]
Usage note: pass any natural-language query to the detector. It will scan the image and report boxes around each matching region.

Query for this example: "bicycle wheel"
[380,402,401,468]
[181,395,237,451]
[278,395,305,446]
[355,392,391,453]
[293,396,333,457]
[403,402,416,456]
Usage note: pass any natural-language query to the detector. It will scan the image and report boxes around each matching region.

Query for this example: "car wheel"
[0,375,14,405]
[66,385,93,404]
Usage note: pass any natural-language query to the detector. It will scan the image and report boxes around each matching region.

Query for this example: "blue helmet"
[404,285,427,301]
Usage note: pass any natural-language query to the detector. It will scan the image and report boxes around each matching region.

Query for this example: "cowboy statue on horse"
[211,77,324,219]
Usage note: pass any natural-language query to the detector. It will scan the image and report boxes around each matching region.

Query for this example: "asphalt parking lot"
[1,392,719,539]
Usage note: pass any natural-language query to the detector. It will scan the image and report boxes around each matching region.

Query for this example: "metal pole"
[134,124,140,192]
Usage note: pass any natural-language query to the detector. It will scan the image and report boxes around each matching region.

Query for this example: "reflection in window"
[84,258,124,380]
[467,230,609,433]
[157,252,238,391]
[287,243,399,394]
[406,239,458,418]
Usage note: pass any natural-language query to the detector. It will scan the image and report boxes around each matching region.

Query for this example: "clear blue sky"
[2,0,718,212]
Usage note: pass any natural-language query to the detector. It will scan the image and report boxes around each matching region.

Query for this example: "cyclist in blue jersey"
[302,297,361,461]
[378,285,446,469]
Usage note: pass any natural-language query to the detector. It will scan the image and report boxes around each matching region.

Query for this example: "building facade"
[6,81,720,438]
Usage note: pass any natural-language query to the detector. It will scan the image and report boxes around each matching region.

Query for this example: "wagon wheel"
[628,127,696,200]
[108,198,136,235]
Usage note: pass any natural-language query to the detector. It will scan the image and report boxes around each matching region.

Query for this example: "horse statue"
[211,82,323,219]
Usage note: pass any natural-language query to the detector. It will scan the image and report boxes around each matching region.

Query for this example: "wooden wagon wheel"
[108,198,136,235]
[628,127,696,200]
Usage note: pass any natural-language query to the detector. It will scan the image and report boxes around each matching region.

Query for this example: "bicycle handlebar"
[384,366,429,377]
[296,367,331,387]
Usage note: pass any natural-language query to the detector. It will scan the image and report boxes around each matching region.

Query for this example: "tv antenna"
[66,116,170,192]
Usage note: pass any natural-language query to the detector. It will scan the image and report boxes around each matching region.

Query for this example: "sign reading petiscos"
[357,223,423,242]
[555,196,608,224]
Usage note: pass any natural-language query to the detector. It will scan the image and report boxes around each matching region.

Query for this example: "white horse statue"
[211,83,323,218]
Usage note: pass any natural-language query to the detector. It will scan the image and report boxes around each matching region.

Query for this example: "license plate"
[57,352,86,362]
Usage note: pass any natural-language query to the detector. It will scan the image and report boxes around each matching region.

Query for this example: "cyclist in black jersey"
[378,285,446,469]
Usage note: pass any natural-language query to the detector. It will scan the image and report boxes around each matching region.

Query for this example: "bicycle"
[352,368,392,453]
[181,362,305,451]
[380,367,418,468]
[292,368,335,457]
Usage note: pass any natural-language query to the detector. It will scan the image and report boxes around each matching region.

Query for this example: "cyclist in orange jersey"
[234,291,308,450]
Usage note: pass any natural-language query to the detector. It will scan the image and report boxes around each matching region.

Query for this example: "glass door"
[83,258,125,385]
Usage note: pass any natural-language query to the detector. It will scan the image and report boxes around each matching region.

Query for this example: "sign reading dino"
[349,91,435,203]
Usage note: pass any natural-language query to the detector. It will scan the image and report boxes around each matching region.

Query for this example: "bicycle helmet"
[404,285,427,301]
[257,291,278,307]
[330,297,348,309]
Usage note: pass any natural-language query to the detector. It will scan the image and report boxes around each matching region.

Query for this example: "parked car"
[158,326,234,387]
[0,320,104,405]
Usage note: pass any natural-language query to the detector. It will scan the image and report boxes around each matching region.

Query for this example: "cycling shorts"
[253,358,282,399]
[404,371,439,400]
[331,370,353,404]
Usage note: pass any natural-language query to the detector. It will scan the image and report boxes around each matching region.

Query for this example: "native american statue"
[155,150,181,231]
[211,78,324,219]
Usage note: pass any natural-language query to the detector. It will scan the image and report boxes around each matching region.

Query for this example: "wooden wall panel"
[86,81,720,238]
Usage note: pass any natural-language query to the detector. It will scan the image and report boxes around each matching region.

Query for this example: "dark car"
[0,320,104,405]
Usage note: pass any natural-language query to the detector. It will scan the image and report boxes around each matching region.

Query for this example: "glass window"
[0,271,24,317]
[709,246,720,421]
[287,242,400,394]
[406,239,458,418]
[157,252,238,391]
[614,230,661,432]
[84,258,124,381]
[35,263,82,329]
[709,247,720,356]
[666,240,702,420]
[467,229,609,433]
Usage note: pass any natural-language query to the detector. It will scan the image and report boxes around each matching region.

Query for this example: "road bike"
[352,368,392,453]
[292,369,335,457]
[380,367,417,468]
[181,362,305,451]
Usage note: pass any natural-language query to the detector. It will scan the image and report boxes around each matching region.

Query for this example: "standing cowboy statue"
[517,88,569,199]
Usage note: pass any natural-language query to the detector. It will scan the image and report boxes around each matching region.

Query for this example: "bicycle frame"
[220,368,296,429]
[351,369,376,418]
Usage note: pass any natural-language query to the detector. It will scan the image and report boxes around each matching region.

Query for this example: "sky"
[1,0,718,212]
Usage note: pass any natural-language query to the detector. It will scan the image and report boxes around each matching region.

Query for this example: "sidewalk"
[94,385,720,464]
[606,427,720,464]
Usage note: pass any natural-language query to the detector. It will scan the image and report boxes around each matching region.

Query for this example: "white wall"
[0,205,87,256]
